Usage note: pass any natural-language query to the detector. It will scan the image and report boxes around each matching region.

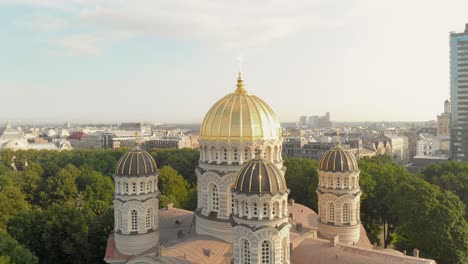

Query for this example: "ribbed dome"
[200,73,282,141]
[234,156,287,195]
[115,147,158,177]
[319,142,358,173]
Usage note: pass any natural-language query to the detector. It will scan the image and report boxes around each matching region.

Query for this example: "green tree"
[283,158,318,211]
[158,166,194,209]
[0,175,29,231]
[150,148,199,185]
[39,164,79,207]
[0,231,38,264]
[391,176,468,264]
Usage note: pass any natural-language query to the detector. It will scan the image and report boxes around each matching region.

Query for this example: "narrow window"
[241,239,251,264]
[146,208,153,229]
[328,203,335,222]
[140,182,144,193]
[210,184,219,212]
[131,210,138,231]
[342,204,349,223]
[261,240,272,264]
[132,182,136,193]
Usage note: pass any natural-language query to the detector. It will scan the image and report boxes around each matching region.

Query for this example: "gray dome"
[233,156,287,195]
[319,142,358,173]
[115,147,158,177]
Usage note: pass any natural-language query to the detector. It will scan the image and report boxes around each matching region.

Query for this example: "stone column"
[258,203,263,220]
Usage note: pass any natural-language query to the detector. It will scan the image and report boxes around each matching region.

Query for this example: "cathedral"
[104,74,435,264]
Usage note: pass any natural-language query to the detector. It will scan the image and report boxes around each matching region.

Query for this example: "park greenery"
[0,148,466,264]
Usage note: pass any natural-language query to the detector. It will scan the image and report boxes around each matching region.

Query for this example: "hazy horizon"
[1,0,467,123]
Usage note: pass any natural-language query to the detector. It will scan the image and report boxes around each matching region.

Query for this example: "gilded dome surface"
[115,146,158,177]
[200,74,282,141]
[319,142,359,173]
[233,156,287,195]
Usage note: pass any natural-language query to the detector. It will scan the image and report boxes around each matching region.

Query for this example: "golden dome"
[319,142,359,173]
[200,73,282,141]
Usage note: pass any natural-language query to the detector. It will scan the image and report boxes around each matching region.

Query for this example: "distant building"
[405,155,450,174]
[437,100,451,136]
[143,135,198,150]
[318,112,332,128]
[297,113,332,128]
[450,24,468,161]
[417,135,450,156]
[299,116,308,127]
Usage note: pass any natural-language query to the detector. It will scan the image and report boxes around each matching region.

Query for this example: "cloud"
[49,34,101,56]
[78,0,329,48]
[15,13,67,33]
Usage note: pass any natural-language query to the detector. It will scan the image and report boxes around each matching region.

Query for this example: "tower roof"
[319,141,359,173]
[199,73,282,141]
[233,156,287,195]
[115,147,158,177]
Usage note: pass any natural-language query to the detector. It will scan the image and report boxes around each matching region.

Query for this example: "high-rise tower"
[450,24,468,161]
[316,141,361,244]
[231,157,291,264]
[196,73,284,242]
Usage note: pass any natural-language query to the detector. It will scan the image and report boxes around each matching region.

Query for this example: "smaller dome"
[319,142,358,172]
[234,156,287,195]
[115,147,158,177]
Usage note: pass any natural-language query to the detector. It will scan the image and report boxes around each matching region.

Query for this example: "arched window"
[124,183,129,194]
[342,203,349,223]
[336,177,340,188]
[273,202,279,217]
[140,182,144,193]
[244,202,249,216]
[330,177,334,188]
[282,200,287,216]
[131,210,138,231]
[117,210,122,231]
[146,208,153,229]
[203,146,208,161]
[132,182,136,193]
[351,177,356,188]
[233,148,238,162]
[344,178,349,188]
[263,203,268,217]
[274,146,279,162]
[328,203,335,222]
[265,146,272,162]
[211,147,217,163]
[222,148,228,162]
[116,181,120,193]
[149,180,153,192]
[244,148,250,161]
[253,203,258,217]
[241,238,251,264]
[255,147,261,157]
[230,187,235,214]
[261,240,272,264]
[209,183,219,212]
[281,237,288,264]
[146,181,151,193]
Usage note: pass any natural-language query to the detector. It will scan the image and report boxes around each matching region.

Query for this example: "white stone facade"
[232,192,291,264]
[113,174,160,255]
[196,139,283,242]
[316,170,361,244]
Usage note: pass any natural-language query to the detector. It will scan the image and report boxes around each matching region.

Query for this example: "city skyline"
[1,1,468,123]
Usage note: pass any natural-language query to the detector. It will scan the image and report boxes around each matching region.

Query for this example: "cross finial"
[236,56,243,75]
[134,131,140,146]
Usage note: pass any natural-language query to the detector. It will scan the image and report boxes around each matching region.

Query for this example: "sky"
[1,0,467,124]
